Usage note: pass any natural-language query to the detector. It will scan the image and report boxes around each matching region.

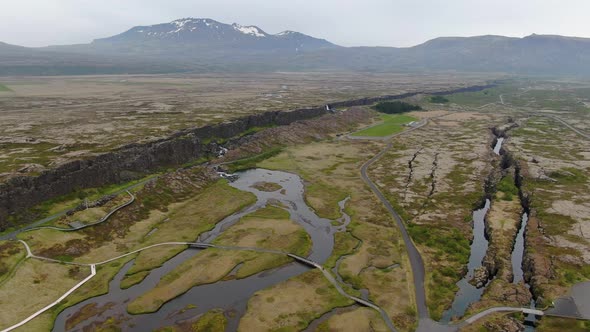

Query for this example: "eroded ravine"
[53,169,349,331]
[512,161,538,330]
[440,200,491,322]
[440,134,506,322]
[441,126,539,328]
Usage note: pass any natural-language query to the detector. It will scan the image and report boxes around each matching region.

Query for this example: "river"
[53,169,349,331]
[511,211,537,330]
[440,200,491,323]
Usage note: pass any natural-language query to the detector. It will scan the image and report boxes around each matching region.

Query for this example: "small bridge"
[462,307,544,325]
[287,253,321,268]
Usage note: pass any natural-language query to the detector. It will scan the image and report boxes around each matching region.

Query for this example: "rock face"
[470,266,489,288]
[0,84,494,229]
[0,106,324,230]
[65,194,116,216]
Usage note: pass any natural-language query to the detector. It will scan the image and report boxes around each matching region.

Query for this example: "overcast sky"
[1,0,589,47]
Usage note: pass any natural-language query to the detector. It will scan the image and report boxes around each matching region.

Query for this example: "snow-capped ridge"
[232,23,267,37]
[94,17,335,51]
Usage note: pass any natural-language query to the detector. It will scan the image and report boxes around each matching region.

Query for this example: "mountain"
[1,18,590,76]
[94,18,333,51]
[398,34,590,74]
[285,33,590,75]
[52,18,336,60]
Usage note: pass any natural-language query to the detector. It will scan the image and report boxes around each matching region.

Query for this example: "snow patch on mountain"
[172,18,193,28]
[277,30,296,36]
[232,23,266,37]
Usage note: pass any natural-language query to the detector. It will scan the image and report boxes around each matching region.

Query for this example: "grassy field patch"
[189,309,227,332]
[250,181,282,192]
[226,147,284,172]
[0,241,26,285]
[352,114,417,137]
[238,270,353,331]
[0,259,80,328]
[316,307,387,331]
[120,270,150,289]
[126,180,256,274]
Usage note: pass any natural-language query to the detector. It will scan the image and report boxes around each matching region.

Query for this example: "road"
[359,125,429,319]
[357,114,451,319]
[542,114,590,140]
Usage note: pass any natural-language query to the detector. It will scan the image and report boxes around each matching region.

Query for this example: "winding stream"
[53,169,350,331]
[511,213,528,284]
[512,212,537,330]
[440,136,506,322]
[440,200,491,322]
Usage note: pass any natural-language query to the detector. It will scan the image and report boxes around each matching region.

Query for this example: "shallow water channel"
[440,200,491,322]
[511,212,537,329]
[440,136,506,322]
[511,213,528,284]
[493,137,504,155]
[53,169,350,331]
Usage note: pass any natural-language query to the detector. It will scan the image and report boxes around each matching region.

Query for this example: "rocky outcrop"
[491,122,519,140]
[481,125,520,284]
[66,194,116,216]
[403,149,422,201]
[470,266,489,288]
[0,83,496,229]
[484,316,525,332]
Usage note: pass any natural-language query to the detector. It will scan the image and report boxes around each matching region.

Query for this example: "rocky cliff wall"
[0,106,329,229]
[0,83,495,228]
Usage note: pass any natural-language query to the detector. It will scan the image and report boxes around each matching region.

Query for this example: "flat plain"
[0,76,589,332]
[0,72,486,178]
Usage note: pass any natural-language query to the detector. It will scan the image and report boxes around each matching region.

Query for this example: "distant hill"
[400,34,590,74]
[0,41,185,75]
[2,18,590,76]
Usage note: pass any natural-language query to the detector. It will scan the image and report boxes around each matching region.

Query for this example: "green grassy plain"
[352,114,417,137]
